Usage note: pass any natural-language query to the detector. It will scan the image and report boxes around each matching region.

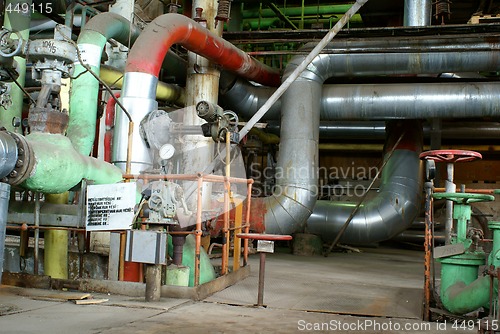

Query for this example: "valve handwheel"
[433,192,494,204]
[419,150,482,163]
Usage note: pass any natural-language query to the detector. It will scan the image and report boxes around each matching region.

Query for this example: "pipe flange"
[0,131,35,186]
[27,39,77,65]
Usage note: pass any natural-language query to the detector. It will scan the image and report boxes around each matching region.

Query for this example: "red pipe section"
[125,13,281,87]
[104,93,120,163]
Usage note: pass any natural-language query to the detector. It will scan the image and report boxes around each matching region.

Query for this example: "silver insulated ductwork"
[251,39,436,240]
[307,122,423,244]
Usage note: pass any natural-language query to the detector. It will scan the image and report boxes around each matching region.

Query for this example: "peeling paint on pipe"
[22,133,123,193]
[67,12,141,156]
[124,13,280,87]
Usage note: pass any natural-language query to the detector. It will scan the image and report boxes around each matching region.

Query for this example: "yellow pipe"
[43,193,69,279]
[100,65,186,105]
[249,128,280,144]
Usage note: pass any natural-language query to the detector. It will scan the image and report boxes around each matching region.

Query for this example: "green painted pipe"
[167,234,216,287]
[44,193,69,279]
[440,254,493,314]
[67,12,140,156]
[242,4,353,18]
[21,133,123,193]
[2,0,31,132]
[489,221,500,267]
[242,15,363,30]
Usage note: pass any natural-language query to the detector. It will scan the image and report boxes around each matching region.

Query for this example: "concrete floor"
[0,246,476,333]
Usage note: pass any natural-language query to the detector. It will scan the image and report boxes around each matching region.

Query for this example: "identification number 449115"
[452,319,498,331]
[5,2,53,15]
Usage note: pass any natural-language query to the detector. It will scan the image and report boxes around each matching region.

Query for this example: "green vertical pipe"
[168,234,216,287]
[22,133,123,193]
[2,0,31,132]
[488,221,500,267]
[44,193,69,279]
[67,13,140,155]
[299,0,305,29]
[453,204,471,243]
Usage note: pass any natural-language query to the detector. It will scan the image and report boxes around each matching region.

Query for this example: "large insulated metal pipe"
[307,121,424,244]
[117,13,280,173]
[67,12,141,156]
[0,182,10,283]
[250,44,423,241]
[266,121,500,140]
[220,79,500,121]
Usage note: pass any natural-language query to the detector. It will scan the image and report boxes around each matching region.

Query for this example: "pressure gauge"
[159,143,175,160]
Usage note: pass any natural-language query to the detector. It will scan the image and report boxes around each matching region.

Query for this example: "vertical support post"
[423,181,433,321]
[33,192,40,275]
[257,252,266,306]
[145,225,163,302]
[119,232,126,280]
[233,198,243,271]
[243,183,252,266]
[194,175,203,286]
[445,162,456,244]
[222,131,231,275]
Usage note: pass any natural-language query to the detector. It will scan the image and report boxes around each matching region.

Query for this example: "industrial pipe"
[21,133,123,193]
[100,65,185,105]
[439,221,500,314]
[307,121,423,244]
[265,121,500,140]
[221,79,500,121]
[125,13,280,86]
[1,0,31,132]
[167,234,216,287]
[248,37,426,239]
[67,12,141,156]
[404,0,432,26]
[116,13,280,173]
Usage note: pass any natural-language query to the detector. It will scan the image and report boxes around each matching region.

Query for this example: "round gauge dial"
[159,143,175,160]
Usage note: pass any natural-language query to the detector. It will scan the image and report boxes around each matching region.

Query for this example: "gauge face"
[159,143,175,160]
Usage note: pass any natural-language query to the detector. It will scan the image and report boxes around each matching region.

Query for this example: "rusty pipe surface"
[125,13,280,87]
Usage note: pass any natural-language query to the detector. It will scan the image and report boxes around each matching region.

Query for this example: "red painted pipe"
[104,93,120,163]
[125,13,281,87]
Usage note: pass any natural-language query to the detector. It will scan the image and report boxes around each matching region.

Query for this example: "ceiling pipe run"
[266,121,500,140]
[116,13,280,173]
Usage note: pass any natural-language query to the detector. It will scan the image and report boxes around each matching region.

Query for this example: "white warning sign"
[86,183,136,231]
